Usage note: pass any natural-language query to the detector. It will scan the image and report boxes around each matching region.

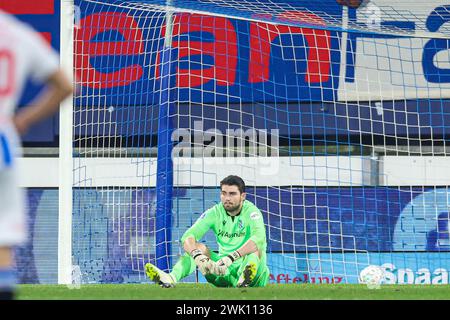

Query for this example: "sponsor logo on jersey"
[250,211,260,220]
[217,229,246,239]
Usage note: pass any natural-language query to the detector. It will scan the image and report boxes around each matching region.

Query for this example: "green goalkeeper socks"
[169,253,197,282]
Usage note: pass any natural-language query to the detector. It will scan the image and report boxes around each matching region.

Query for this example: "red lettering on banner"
[270,273,342,284]
[158,13,237,87]
[276,273,286,283]
[0,49,14,96]
[334,277,343,284]
[75,13,144,89]
[0,0,54,15]
[248,11,331,84]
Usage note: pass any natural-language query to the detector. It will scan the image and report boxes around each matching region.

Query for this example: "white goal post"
[59,0,75,285]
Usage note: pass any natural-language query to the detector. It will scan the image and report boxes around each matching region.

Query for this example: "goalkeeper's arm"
[181,209,214,254]
[183,236,207,255]
[180,211,216,275]
[234,239,259,258]
[183,236,214,275]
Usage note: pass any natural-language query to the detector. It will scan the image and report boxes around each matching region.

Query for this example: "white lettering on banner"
[338,0,450,101]
[382,263,449,284]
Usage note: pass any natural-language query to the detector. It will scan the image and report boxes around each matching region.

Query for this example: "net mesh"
[72,0,450,284]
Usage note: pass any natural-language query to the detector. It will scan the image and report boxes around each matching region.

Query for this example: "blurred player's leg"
[0,9,71,300]
[0,248,16,300]
[0,168,26,300]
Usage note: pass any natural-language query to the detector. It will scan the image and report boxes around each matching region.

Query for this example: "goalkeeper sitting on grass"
[145,175,270,288]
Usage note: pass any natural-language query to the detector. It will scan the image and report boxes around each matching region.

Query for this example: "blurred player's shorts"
[0,167,27,246]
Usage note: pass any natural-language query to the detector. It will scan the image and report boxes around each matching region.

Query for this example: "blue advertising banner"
[17,186,450,284]
[73,0,343,105]
[267,252,450,285]
[72,0,450,140]
[5,0,450,144]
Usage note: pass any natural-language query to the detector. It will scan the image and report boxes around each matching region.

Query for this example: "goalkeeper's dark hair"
[220,175,245,194]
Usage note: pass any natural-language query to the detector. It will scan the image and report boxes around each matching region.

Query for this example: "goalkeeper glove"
[213,251,241,275]
[190,249,213,275]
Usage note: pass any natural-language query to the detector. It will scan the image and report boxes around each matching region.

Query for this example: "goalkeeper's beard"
[224,202,241,214]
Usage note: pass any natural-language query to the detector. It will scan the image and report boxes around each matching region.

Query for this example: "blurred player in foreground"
[0,10,72,299]
[145,175,270,288]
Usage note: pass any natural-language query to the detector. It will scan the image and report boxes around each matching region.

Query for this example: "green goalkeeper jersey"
[181,200,267,259]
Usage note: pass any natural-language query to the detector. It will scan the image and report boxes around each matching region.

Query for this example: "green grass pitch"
[17,283,450,300]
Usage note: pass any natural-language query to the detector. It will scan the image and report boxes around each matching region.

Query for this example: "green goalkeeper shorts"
[204,251,270,288]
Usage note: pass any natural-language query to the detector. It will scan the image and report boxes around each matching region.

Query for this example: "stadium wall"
[16,187,450,284]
